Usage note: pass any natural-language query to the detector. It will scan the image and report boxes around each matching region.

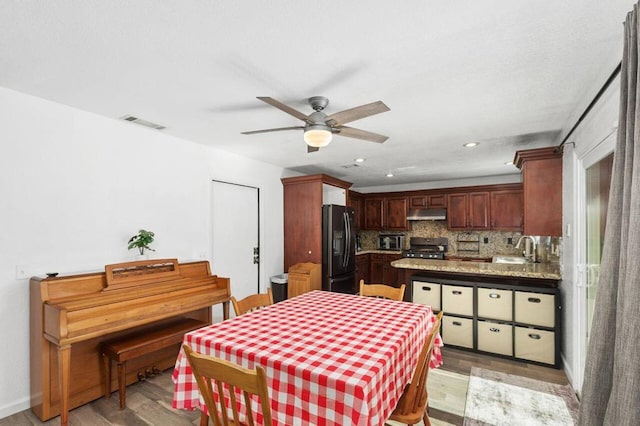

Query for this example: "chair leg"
[199,411,209,426]
[423,409,431,426]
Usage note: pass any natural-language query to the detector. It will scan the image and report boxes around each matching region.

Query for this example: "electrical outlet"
[483,237,489,244]
[15,264,29,279]
[507,237,513,245]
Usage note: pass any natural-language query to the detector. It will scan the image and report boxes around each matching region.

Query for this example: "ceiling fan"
[241,96,390,152]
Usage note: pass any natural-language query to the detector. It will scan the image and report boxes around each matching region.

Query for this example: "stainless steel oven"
[401,237,448,259]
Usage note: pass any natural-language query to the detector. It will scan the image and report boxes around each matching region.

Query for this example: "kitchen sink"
[492,255,530,264]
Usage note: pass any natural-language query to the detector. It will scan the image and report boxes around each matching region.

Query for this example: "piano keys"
[30,258,230,425]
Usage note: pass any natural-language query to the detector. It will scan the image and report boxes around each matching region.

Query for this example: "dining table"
[172,290,443,426]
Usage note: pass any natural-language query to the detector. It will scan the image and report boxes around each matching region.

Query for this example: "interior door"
[211,180,259,320]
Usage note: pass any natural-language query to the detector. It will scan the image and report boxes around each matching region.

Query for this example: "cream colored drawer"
[515,326,555,365]
[442,285,473,316]
[442,315,473,348]
[477,320,513,356]
[413,281,441,311]
[515,291,555,327]
[478,288,512,321]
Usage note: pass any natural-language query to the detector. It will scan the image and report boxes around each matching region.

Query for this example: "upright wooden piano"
[29,258,231,425]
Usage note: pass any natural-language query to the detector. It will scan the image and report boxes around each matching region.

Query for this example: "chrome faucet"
[515,235,538,263]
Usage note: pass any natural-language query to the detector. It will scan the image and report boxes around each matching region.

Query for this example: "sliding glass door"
[584,153,613,338]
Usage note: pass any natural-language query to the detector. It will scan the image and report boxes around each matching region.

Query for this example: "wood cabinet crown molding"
[281,174,352,189]
[513,147,562,169]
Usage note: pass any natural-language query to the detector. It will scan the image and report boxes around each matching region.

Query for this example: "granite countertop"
[356,249,403,255]
[391,258,561,280]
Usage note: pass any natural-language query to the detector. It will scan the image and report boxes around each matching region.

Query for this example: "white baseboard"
[561,353,580,399]
[0,396,30,420]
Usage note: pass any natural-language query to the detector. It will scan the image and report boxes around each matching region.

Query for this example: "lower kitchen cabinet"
[369,253,402,286]
[411,274,560,367]
[355,254,370,287]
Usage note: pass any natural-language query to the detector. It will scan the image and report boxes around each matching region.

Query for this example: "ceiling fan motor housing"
[308,96,329,111]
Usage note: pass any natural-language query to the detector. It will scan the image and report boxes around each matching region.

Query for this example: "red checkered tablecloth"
[173,290,443,426]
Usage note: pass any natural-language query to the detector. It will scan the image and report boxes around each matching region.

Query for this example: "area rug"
[463,367,579,426]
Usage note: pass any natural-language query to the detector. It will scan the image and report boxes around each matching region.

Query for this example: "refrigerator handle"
[343,211,350,268]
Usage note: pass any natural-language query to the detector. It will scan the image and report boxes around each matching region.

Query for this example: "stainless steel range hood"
[406,208,447,221]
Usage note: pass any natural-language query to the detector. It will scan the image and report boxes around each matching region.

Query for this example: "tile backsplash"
[359,220,560,264]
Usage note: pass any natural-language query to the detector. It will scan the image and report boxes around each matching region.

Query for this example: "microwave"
[377,233,405,250]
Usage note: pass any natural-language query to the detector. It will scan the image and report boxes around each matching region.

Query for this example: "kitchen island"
[392,257,562,367]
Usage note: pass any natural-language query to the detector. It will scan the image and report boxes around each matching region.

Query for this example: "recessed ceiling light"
[504,161,514,165]
[386,173,394,178]
[463,142,479,148]
[354,158,365,163]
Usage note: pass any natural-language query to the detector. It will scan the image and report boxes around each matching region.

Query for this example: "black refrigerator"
[322,204,357,294]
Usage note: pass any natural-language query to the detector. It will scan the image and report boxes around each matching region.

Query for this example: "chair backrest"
[231,288,274,316]
[182,344,273,426]
[393,311,443,419]
[359,279,406,301]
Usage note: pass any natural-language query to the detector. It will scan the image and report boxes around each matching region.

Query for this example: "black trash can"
[270,273,288,303]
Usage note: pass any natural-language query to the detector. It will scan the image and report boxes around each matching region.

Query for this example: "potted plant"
[127,229,155,256]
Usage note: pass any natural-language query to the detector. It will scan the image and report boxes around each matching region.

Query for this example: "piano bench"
[100,318,207,409]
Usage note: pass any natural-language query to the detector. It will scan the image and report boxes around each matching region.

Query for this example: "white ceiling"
[1,1,633,188]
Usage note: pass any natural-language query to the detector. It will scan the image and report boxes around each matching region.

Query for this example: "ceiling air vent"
[120,115,166,130]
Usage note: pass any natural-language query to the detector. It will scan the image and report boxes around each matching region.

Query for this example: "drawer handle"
[528,333,541,340]
[528,297,541,303]
[489,293,501,299]
[452,321,463,326]
[452,290,463,295]
[422,286,432,291]
[489,327,501,333]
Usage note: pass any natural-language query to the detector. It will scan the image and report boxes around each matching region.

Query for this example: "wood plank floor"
[1,347,570,425]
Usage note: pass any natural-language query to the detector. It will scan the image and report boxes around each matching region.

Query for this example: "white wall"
[0,87,284,418]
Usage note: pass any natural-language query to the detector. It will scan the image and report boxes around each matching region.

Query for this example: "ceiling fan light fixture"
[304,126,333,147]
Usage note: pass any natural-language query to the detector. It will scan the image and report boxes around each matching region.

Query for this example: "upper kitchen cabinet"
[490,189,523,231]
[347,190,364,231]
[386,196,409,230]
[363,196,408,231]
[514,148,562,237]
[364,197,384,230]
[447,192,490,230]
[282,174,352,271]
[409,194,447,209]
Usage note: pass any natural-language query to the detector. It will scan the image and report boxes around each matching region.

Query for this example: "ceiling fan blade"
[307,145,320,153]
[336,126,388,143]
[241,126,304,135]
[325,101,390,126]
[257,97,309,122]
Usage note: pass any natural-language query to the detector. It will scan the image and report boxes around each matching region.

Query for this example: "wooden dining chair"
[182,344,273,426]
[359,279,406,301]
[387,311,443,426]
[231,288,274,316]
